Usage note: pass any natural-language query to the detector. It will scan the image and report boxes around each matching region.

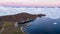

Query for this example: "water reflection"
[24,17,60,34]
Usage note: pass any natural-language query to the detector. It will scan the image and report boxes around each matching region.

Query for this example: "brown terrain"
[0,12,45,22]
[0,12,46,34]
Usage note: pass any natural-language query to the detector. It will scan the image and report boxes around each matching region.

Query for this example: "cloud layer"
[0,6,60,19]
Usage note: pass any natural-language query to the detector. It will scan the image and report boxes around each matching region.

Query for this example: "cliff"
[0,12,46,34]
[0,12,46,22]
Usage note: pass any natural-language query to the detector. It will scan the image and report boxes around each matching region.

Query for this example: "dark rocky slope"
[0,12,45,23]
[0,12,46,34]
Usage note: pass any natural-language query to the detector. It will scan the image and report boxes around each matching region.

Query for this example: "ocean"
[24,17,60,34]
[0,6,60,34]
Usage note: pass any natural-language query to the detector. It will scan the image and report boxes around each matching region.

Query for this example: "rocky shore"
[0,12,46,34]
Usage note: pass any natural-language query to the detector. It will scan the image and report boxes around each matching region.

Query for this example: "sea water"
[0,6,60,34]
[24,17,60,34]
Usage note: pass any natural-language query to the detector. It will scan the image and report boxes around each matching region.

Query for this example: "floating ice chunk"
[53,22,58,25]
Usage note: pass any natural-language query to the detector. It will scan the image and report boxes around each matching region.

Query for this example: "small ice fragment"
[53,22,58,25]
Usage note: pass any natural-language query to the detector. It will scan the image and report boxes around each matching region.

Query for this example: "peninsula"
[0,12,46,34]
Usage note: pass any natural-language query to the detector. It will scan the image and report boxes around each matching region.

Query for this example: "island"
[0,12,46,34]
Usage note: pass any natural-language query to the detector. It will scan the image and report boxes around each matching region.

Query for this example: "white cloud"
[0,6,60,19]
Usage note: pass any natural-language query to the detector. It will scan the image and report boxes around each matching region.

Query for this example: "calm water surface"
[24,17,60,34]
[0,6,60,34]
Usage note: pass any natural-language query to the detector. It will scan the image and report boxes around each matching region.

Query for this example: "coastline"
[20,23,31,34]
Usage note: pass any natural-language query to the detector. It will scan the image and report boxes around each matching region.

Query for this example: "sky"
[0,0,60,19]
[0,0,60,6]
